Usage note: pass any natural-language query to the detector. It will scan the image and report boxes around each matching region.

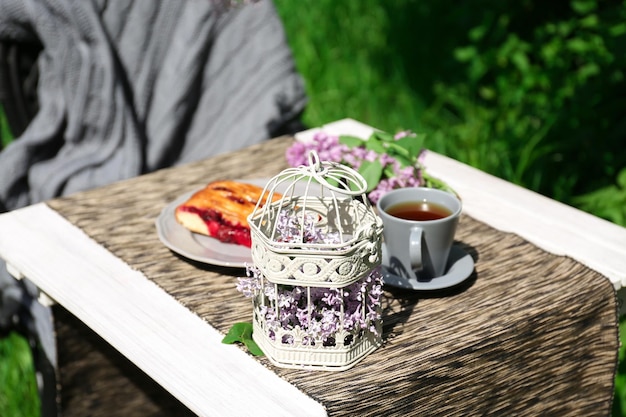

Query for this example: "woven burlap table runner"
[48,137,619,416]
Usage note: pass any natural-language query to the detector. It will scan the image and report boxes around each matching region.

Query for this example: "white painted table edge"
[296,118,626,291]
[0,203,327,417]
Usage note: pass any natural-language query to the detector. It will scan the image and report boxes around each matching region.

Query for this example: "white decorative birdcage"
[246,150,384,371]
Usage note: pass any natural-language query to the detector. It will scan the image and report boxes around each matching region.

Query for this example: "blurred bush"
[421,0,626,215]
[275,0,626,226]
[574,167,626,225]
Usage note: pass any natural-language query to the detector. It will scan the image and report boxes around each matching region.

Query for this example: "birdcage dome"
[248,151,383,287]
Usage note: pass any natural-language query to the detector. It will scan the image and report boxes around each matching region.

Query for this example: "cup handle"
[409,226,423,271]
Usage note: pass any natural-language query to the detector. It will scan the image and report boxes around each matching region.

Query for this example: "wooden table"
[0,119,622,416]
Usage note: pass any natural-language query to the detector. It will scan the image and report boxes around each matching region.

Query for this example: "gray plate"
[155,180,268,267]
[156,178,330,268]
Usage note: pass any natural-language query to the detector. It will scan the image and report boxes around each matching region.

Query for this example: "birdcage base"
[252,316,382,371]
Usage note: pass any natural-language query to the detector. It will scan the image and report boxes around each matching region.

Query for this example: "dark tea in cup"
[377,187,462,278]
[385,200,452,221]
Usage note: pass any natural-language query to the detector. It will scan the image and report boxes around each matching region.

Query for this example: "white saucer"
[382,245,475,290]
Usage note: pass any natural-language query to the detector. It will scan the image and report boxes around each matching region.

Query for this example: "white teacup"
[376,187,461,280]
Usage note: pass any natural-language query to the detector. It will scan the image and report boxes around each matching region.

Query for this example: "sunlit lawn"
[0,332,40,416]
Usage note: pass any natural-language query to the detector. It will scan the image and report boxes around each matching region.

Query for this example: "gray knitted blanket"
[0,0,305,210]
[0,0,305,409]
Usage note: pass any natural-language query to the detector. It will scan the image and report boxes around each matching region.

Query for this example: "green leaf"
[566,38,589,53]
[390,153,414,168]
[339,135,366,148]
[365,137,386,154]
[372,131,396,142]
[394,134,425,158]
[0,104,15,150]
[609,23,626,37]
[511,51,530,72]
[358,160,384,192]
[222,322,264,356]
[383,165,396,179]
[454,45,478,62]
[243,338,264,356]
[479,86,496,100]
[617,168,626,189]
[577,62,600,81]
[580,14,599,28]
[469,25,488,42]
[385,142,411,159]
[325,176,340,188]
[571,0,596,15]
[222,322,252,344]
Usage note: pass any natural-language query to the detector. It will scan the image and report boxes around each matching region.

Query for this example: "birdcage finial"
[308,150,323,173]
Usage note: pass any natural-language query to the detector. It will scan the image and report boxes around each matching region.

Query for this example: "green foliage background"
[274,0,626,226]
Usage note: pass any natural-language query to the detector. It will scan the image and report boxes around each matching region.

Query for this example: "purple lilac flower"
[320,288,342,307]
[236,277,260,298]
[279,307,296,329]
[343,310,363,331]
[285,141,309,167]
[263,283,276,300]
[319,309,341,335]
[379,153,396,166]
[237,209,384,345]
[278,292,295,308]
[275,208,343,245]
[394,130,413,139]
[286,130,427,204]
[275,209,308,242]
[285,132,348,167]
[367,164,423,204]
[296,307,310,328]
[239,265,383,342]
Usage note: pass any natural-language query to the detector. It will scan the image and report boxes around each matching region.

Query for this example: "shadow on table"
[53,305,196,417]
[381,240,478,341]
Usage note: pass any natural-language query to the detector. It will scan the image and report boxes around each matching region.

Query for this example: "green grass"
[615,316,626,416]
[0,332,40,417]
[1,102,41,416]
[274,0,430,133]
[0,104,13,150]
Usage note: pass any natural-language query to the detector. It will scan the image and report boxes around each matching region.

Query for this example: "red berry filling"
[180,206,252,247]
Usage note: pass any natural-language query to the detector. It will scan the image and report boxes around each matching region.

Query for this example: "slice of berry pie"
[175,180,280,247]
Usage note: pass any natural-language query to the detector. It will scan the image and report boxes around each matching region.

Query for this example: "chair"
[0,1,306,415]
